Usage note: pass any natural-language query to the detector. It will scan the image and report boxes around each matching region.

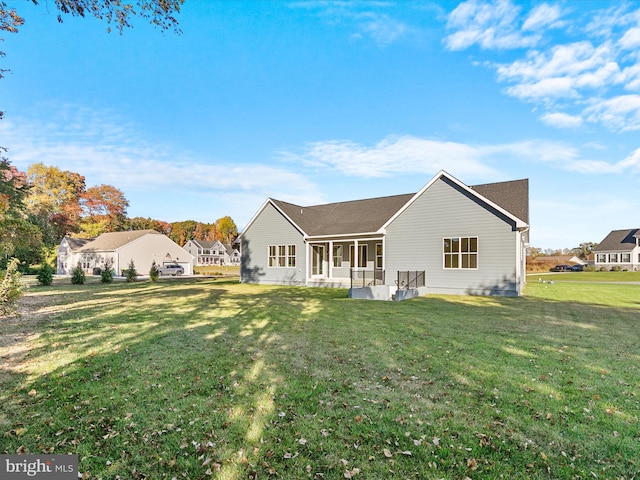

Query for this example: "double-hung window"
[288,245,296,267]
[333,245,343,268]
[444,237,478,269]
[268,246,277,267]
[268,244,296,268]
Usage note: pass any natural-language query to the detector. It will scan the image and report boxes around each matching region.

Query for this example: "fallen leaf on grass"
[383,449,392,458]
[344,468,360,478]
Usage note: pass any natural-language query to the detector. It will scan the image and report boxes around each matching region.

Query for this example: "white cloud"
[445,2,640,131]
[280,135,640,179]
[540,112,583,128]
[288,1,410,46]
[496,42,619,100]
[522,3,564,32]
[445,0,543,50]
[355,12,406,45]
[617,147,640,173]
[584,94,640,131]
[0,105,322,207]
[619,26,640,49]
[280,135,500,180]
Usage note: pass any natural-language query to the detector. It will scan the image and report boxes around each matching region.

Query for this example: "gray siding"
[385,178,520,296]
[241,203,307,284]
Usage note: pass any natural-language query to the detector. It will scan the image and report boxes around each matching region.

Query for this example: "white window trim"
[443,236,479,270]
[333,245,343,268]
[268,244,296,268]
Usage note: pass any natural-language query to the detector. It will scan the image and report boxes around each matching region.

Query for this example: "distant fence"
[350,268,385,288]
[396,271,425,289]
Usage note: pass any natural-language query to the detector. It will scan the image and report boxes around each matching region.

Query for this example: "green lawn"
[1,277,638,479]
[529,270,640,283]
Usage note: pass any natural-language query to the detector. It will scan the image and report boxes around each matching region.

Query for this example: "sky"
[1,0,639,250]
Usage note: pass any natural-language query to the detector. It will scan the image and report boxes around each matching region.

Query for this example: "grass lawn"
[528,271,640,284]
[1,276,638,479]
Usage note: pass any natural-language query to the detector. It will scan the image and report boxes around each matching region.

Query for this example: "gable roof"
[189,239,216,249]
[242,171,529,239]
[78,230,161,252]
[594,228,640,252]
[470,178,529,224]
[62,237,93,251]
[271,193,415,237]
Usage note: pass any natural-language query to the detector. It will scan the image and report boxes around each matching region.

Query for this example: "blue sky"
[1,0,639,250]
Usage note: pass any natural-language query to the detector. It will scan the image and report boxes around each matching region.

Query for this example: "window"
[358,245,368,268]
[333,245,343,268]
[621,253,631,263]
[376,243,383,269]
[268,245,296,268]
[288,245,296,267]
[444,237,478,269]
[596,253,607,263]
[268,246,277,267]
[349,245,368,268]
[609,253,619,263]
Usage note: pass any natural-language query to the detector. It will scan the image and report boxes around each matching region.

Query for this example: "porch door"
[312,244,326,277]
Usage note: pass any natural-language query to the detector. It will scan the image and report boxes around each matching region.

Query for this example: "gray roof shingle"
[594,228,640,252]
[470,178,529,224]
[272,194,415,236]
[78,230,160,252]
[270,176,529,237]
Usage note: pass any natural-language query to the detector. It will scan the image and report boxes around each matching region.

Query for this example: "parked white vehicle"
[157,263,184,276]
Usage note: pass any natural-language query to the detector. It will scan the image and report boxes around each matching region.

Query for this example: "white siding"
[118,234,195,275]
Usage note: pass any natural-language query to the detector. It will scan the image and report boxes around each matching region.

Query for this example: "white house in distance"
[593,228,640,271]
[57,230,195,276]
[239,171,529,298]
[183,239,241,266]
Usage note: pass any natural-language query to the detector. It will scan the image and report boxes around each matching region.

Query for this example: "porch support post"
[328,241,333,279]
[354,239,359,274]
[305,241,310,284]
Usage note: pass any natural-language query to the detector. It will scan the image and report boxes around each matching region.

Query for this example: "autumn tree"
[79,184,129,236]
[0,158,43,268]
[169,220,198,246]
[125,216,170,235]
[2,1,183,36]
[572,242,597,261]
[215,216,238,245]
[26,163,85,246]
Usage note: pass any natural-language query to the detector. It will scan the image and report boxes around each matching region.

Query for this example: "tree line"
[0,159,238,270]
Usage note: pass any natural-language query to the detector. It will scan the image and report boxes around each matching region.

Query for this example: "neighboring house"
[57,237,93,275]
[239,171,529,297]
[593,228,640,271]
[183,239,241,266]
[57,230,195,276]
[535,255,586,265]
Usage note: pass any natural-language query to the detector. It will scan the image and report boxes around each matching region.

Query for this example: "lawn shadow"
[2,279,639,478]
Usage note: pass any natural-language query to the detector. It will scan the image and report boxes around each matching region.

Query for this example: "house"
[239,171,529,297]
[57,230,195,276]
[593,229,640,271]
[183,239,241,266]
